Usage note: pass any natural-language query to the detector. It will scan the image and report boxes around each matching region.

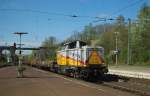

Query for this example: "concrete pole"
[18,34,23,77]
[115,32,119,65]
[127,18,131,65]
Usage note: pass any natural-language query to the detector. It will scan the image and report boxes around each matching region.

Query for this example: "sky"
[0,0,149,49]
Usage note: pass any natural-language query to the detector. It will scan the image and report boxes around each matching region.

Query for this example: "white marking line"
[33,68,105,92]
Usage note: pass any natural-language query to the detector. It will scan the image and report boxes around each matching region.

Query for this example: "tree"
[137,3,150,63]
[30,36,59,63]
[41,36,58,60]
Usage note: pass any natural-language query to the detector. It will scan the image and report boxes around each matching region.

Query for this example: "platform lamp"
[114,32,119,65]
[14,32,28,78]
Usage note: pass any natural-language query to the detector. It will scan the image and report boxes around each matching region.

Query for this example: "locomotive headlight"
[83,65,86,67]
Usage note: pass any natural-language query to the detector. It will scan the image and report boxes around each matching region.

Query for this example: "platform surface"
[109,65,150,79]
[0,66,138,96]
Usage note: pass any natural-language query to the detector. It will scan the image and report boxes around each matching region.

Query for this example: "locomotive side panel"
[67,49,86,67]
[57,48,86,67]
[57,50,67,66]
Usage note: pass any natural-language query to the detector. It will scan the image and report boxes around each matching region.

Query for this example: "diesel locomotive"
[53,40,108,80]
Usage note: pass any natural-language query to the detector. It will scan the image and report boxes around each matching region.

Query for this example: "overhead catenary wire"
[0,0,144,21]
[93,0,145,24]
[0,8,98,19]
[109,0,143,17]
[90,0,144,22]
[93,0,144,23]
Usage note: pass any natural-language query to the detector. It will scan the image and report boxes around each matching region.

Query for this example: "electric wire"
[0,8,96,19]
[110,0,143,17]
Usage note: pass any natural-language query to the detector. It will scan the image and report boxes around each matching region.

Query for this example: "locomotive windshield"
[64,40,87,49]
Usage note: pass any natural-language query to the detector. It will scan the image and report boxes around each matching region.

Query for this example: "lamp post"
[114,32,119,65]
[14,32,28,77]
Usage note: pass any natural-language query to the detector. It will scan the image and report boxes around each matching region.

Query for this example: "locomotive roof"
[64,40,87,46]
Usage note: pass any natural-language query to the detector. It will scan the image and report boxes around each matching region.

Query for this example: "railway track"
[98,75,150,96]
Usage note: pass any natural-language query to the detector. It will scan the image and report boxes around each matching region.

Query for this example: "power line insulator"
[71,15,78,17]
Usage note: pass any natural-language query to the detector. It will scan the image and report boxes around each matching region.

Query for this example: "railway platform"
[0,66,139,96]
[109,65,150,79]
